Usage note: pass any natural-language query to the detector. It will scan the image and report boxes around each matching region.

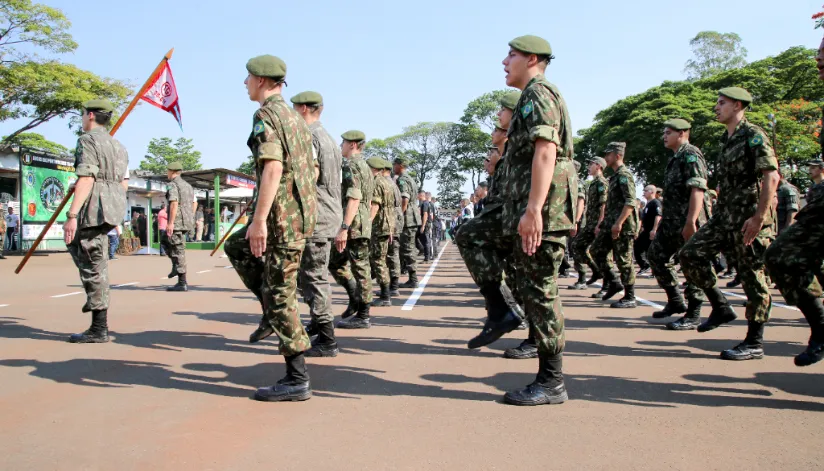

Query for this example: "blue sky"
[1,0,821,194]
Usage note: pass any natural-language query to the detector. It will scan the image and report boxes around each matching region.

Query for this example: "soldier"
[225,55,317,401]
[570,157,608,290]
[499,35,576,406]
[0,203,5,259]
[775,174,800,234]
[62,99,128,343]
[162,162,195,292]
[567,160,586,286]
[394,157,421,287]
[647,118,710,330]
[590,142,639,308]
[288,91,343,357]
[680,87,779,361]
[368,157,396,307]
[807,159,824,201]
[328,130,374,329]
[385,160,403,296]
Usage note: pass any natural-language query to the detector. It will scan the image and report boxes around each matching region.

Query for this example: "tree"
[447,123,487,189]
[1,131,69,154]
[139,137,203,174]
[460,90,512,132]
[236,155,255,176]
[436,159,465,209]
[683,31,748,80]
[0,0,77,64]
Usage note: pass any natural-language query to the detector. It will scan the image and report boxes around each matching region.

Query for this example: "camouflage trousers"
[680,212,773,323]
[648,219,705,302]
[765,215,824,306]
[0,232,4,256]
[400,225,419,275]
[329,237,373,304]
[591,229,635,286]
[299,238,334,325]
[513,236,566,356]
[224,224,310,356]
[67,224,113,311]
[386,234,401,279]
[571,227,599,279]
[370,234,391,287]
[161,231,188,274]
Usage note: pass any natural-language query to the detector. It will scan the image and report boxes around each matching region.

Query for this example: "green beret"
[83,99,114,113]
[663,118,691,131]
[500,91,521,111]
[167,162,183,171]
[341,130,366,142]
[604,142,626,155]
[290,91,323,106]
[393,156,410,166]
[588,156,607,168]
[508,35,552,56]
[366,157,386,169]
[246,55,287,80]
[808,159,824,168]
[718,87,753,105]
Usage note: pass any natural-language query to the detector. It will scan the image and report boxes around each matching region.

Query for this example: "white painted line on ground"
[402,242,450,311]
[196,270,211,274]
[112,282,139,288]
[722,290,799,312]
[51,291,83,298]
[587,280,665,310]
[0,304,8,308]
[224,265,233,269]
[160,276,169,280]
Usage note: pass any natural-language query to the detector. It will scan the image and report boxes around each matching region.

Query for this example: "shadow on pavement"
[637,338,805,358]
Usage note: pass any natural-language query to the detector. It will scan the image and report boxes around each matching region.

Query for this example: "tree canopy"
[139,137,203,174]
[684,31,748,80]
[1,131,69,154]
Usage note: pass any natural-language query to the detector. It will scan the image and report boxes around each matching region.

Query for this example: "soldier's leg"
[225,224,264,304]
[609,235,637,308]
[400,226,419,286]
[166,231,188,290]
[67,225,112,343]
[386,236,401,296]
[160,232,174,272]
[571,229,598,286]
[300,239,334,326]
[0,232,4,258]
[371,235,391,306]
[591,230,620,298]
[254,241,312,402]
[571,235,586,279]
[504,236,567,406]
[328,244,358,319]
[336,238,373,329]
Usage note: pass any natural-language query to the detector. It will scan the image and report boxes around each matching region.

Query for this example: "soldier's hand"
[518,208,542,256]
[594,226,600,236]
[741,215,764,246]
[611,223,621,240]
[335,228,348,253]
[247,219,267,258]
[570,223,578,238]
[63,217,77,244]
[682,222,697,241]
[649,229,657,240]
[166,223,174,238]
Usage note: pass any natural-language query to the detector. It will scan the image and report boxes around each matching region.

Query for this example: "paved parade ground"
[1,245,823,470]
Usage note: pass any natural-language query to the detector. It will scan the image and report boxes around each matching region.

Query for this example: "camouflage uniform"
[328,154,374,304]
[370,173,396,287]
[224,94,316,356]
[648,143,710,303]
[501,74,577,357]
[162,175,194,275]
[0,207,5,258]
[591,164,638,288]
[680,119,777,324]
[386,174,403,283]
[299,121,342,325]
[570,178,587,276]
[775,179,800,234]
[69,126,128,311]
[397,171,420,278]
[572,175,607,280]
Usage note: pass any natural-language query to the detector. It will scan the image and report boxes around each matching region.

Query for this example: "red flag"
[140,61,182,129]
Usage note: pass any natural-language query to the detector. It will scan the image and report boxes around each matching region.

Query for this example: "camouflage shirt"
[167,175,195,231]
[247,94,317,242]
[599,164,637,236]
[714,118,778,226]
[661,142,710,226]
[797,181,824,223]
[74,126,128,229]
[371,173,396,237]
[501,74,577,240]
[576,178,586,227]
[584,175,608,231]
[389,175,403,236]
[342,154,373,240]
[309,121,343,240]
[396,172,421,228]
[775,179,800,232]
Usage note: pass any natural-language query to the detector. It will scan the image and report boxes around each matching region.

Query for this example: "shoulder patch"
[686,155,697,163]
[749,134,763,147]
[253,121,265,136]
[521,101,534,118]
[619,176,628,184]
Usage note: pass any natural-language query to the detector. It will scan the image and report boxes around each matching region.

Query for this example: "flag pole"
[210,201,249,257]
[15,48,175,274]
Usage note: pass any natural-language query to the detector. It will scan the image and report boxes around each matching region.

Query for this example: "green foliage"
[236,155,255,176]
[460,90,510,131]
[436,159,465,209]
[1,131,69,154]
[0,0,77,64]
[365,122,454,188]
[139,137,203,174]
[683,31,748,80]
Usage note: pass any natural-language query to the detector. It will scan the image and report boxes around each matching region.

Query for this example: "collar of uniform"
[676,142,691,155]
[721,118,749,144]
[347,153,364,161]
[612,164,626,175]
[524,73,546,91]
[263,94,284,105]
[88,126,108,136]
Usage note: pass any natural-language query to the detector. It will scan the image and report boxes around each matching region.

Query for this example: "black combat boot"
[568,271,588,290]
[794,296,824,367]
[611,284,637,308]
[504,323,538,359]
[601,281,625,301]
[69,309,110,343]
[726,274,742,288]
[249,320,275,343]
[389,277,400,297]
[254,353,312,402]
[372,284,391,307]
[167,273,188,292]
[653,285,687,318]
[167,265,178,279]
[697,287,737,333]
[337,302,371,329]
[666,297,703,331]
[340,278,359,319]
[304,320,319,338]
[467,284,522,349]
[504,352,568,406]
[721,320,765,361]
[400,271,419,289]
[305,322,339,357]
[585,271,602,286]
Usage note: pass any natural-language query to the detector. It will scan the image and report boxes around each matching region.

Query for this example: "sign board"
[223,174,255,190]
[19,150,76,240]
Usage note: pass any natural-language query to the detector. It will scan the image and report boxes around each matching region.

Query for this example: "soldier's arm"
[370,184,382,221]
[684,151,708,230]
[742,129,779,244]
[251,115,285,227]
[786,189,799,226]
[525,89,561,217]
[614,176,635,229]
[67,136,97,215]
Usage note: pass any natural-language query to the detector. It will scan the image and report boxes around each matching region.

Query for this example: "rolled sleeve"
[530,125,561,146]
[168,184,180,202]
[751,130,778,172]
[346,187,363,201]
[254,114,284,162]
[686,177,708,191]
[74,136,99,177]
[527,88,562,146]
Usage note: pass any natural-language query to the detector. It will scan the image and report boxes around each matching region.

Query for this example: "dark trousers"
[6,226,17,251]
[634,231,652,270]
[108,234,119,259]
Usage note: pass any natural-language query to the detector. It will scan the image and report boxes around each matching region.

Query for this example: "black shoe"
[82,302,92,313]
[467,310,521,349]
[795,340,824,367]
[666,316,701,331]
[504,382,567,406]
[304,321,319,338]
[697,306,737,333]
[503,340,538,359]
[304,341,339,357]
[168,267,178,279]
[166,282,188,292]
[721,342,764,361]
[69,329,109,343]
[372,284,391,307]
[652,301,688,319]
[516,319,528,330]
[601,282,624,301]
[337,316,371,329]
[591,289,607,299]
[389,277,400,297]
[568,282,587,290]
[400,278,419,289]
[249,324,274,343]
[585,274,602,286]
[610,298,637,309]
[340,279,358,319]
[726,276,741,288]
[253,379,311,402]
[0,255,6,259]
